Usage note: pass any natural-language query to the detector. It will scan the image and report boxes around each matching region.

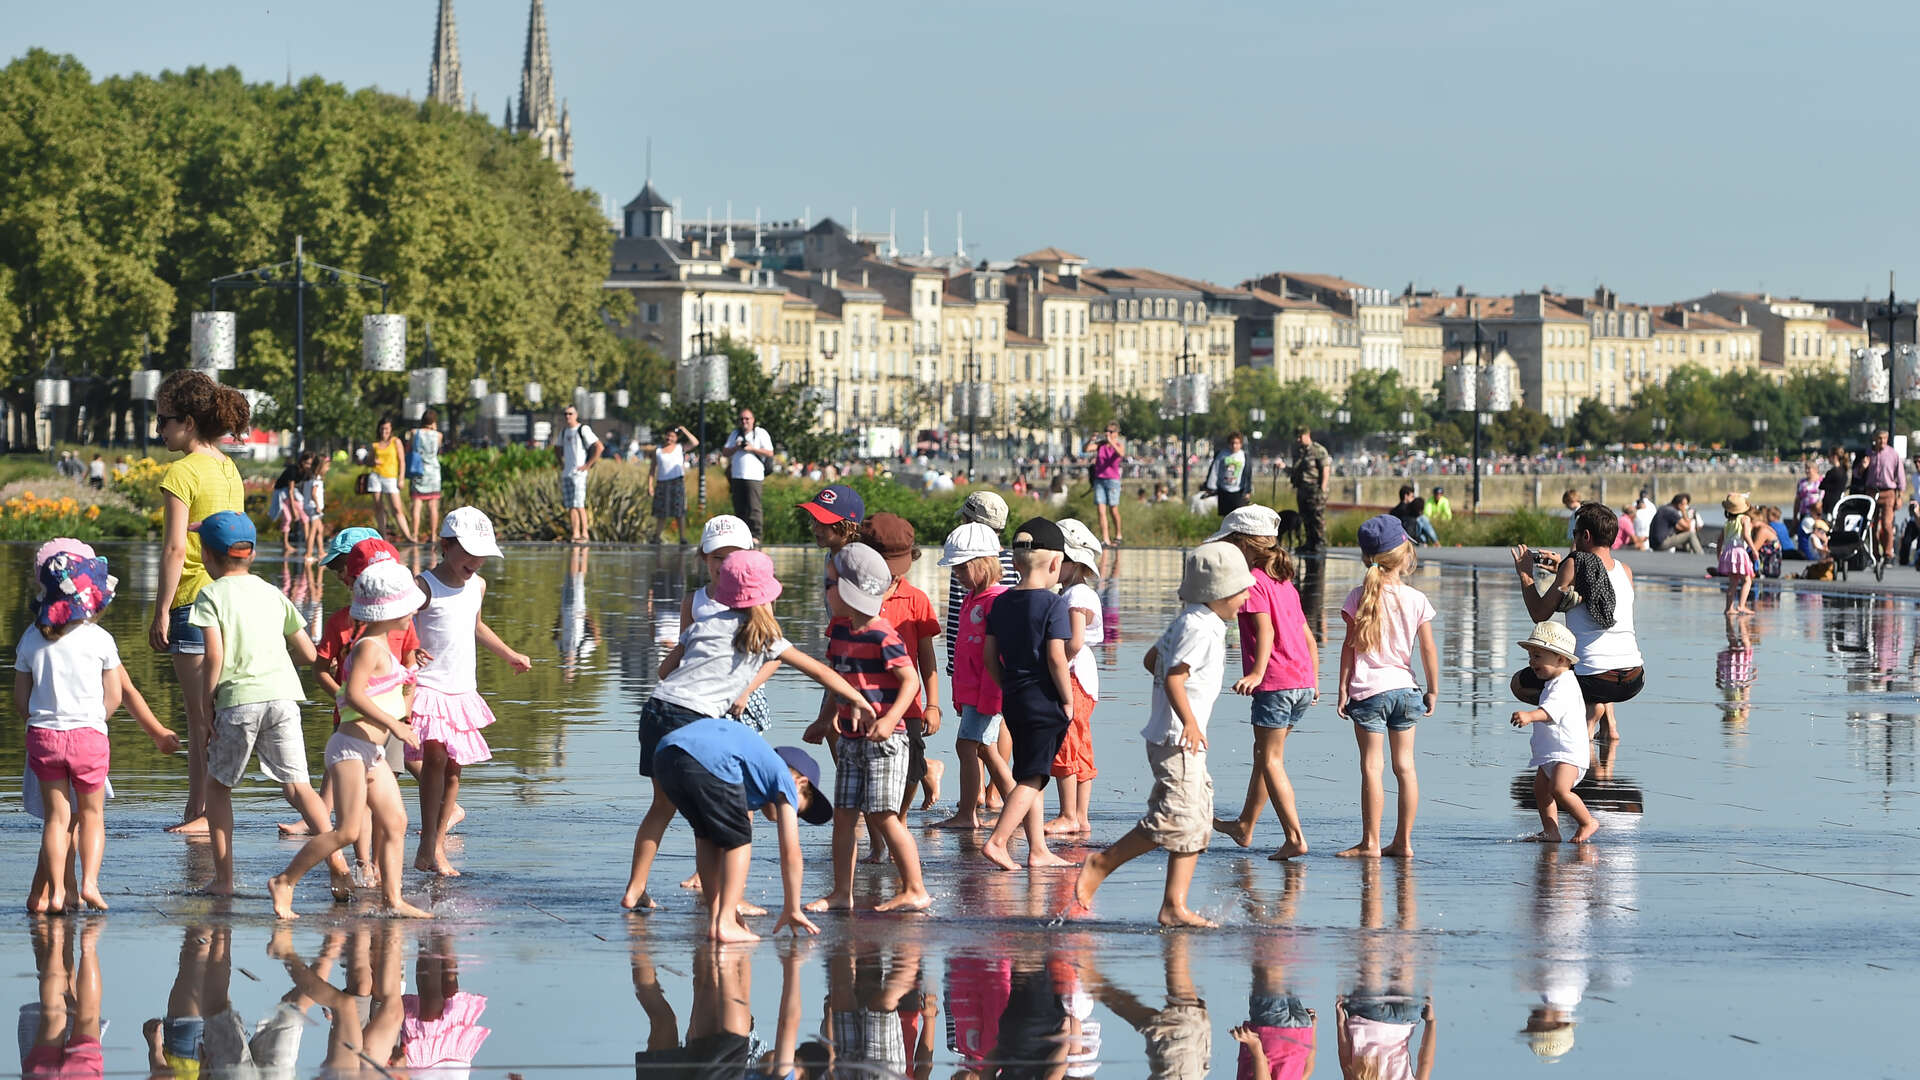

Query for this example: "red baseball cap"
[341,538,402,585]
[800,484,864,525]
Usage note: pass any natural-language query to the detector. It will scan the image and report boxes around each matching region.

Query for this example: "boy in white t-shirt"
[1071,542,1251,928]
[1509,622,1597,844]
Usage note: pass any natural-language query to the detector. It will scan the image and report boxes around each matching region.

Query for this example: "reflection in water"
[149,923,313,1080]
[1080,934,1207,1080]
[271,922,409,1078]
[1233,868,1316,1080]
[402,932,491,1076]
[1510,739,1644,816]
[1716,614,1756,731]
[631,919,825,1078]
[1338,861,1432,1080]
[554,545,599,681]
[826,936,934,1080]
[23,919,102,1080]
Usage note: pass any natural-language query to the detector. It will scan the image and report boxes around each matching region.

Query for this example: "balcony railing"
[1209,344,1230,356]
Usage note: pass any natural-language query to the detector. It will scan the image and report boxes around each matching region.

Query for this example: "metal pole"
[966,342,976,483]
[1886,273,1898,441]
[294,235,306,452]
[1179,332,1192,500]
[695,295,708,513]
[1471,320,1484,515]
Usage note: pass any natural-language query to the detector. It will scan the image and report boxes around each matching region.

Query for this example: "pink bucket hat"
[712,549,782,609]
[34,538,96,570]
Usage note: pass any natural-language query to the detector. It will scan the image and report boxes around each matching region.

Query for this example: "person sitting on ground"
[1391,486,1438,546]
[1646,494,1703,554]
[1560,489,1582,542]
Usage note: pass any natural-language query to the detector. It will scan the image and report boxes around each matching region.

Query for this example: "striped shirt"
[944,549,1020,676]
[829,615,913,722]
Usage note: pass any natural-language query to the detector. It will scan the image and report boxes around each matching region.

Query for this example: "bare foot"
[1380,841,1414,858]
[1571,821,1600,843]
[930,813,981,830]
[277,820,312,836]
[200,883,236,897]
[678,872,702,891]
[859,846,890,865]
[1336,843,1380,858]
[1028,851,1078,869]
[1060,896,1095,920]
[804,892,853,913]
[267,875,299,920]
[1072,860,1110,911]
[979,837,1020,872]
[415,853,461,877]
[1158,904,1218,929]
[736,901,768,917]
[1268,839,1309,861]
[1522,830,1562,843]
[382,898,435,919]
[712,920,761,944]
[78,885,109,911]
[620,889,657,911]
[329,868,354,903]
[920,760,944,809]
[166,816,209,835]
[1213,816,1254,848]
[356,861,381,888]
[446,803,466,832]
[1042,816,1084,836]
[876,888,933,912]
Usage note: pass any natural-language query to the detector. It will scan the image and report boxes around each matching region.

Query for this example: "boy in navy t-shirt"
[980,517,1077,871]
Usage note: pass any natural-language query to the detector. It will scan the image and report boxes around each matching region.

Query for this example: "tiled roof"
[1827,317,1863,331]
[1015,247,1086,264]
[1248,287,1332,312]
[1264,271,1371,294]
[1005,330,1044,346]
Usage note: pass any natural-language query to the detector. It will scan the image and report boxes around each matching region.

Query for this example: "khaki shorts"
[1138,742,1213,854]
[208,700,310,788]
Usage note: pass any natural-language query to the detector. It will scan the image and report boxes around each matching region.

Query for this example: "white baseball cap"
[1056,518,1103,571]
[938,522,1003,566]
[440,506,502,558]
[701,514,755,554]
[1206,504,1282,542]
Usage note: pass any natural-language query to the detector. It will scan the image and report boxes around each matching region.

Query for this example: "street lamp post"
[204,235,391,452]
[966,342,979,483]
[1178,331,1197,499]
[1871,271,1913,440]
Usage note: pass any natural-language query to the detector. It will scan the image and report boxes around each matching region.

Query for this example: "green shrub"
[470,462,652,541]
[441,445,558,501]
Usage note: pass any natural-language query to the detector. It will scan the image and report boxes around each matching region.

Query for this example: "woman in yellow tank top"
[147,371,251,834]
[368,416,416,543]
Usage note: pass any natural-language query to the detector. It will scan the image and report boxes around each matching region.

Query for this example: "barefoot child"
[860,513,944,827]
[622,549,875,909]
[804,543,932,912]
[683,515,778,732]
[410,507,532,876]
[269,563,432,919]
[189,512,349,897]
[1047,519,1104,836]
[1336,516,1437,859]
[651,718,831,941]
[1072,542,1250,927]
[942,493,1020,811]
[16,552,123,914]
[978,519,1077,871]
[1509,622,1598,843]
[1209,506,1318,861]
[931,523,1017,830]
[1718,494,1756,614]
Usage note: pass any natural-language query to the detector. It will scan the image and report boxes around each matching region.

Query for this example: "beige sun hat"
[1517,620,1577,662]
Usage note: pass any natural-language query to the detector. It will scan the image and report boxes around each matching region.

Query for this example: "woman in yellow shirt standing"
[369,416,416,543]
[146,370,250,834]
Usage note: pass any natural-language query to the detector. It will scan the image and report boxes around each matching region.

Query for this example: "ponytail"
[1350,540,1414,655]
[1227,533,1285,581]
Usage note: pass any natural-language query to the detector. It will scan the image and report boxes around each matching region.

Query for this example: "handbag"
[405,433,425,480]
[354,471,374,495]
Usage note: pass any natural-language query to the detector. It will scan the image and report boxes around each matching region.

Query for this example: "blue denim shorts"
[1346,686,1422,734]
[1347,992,1423,1026]
[1250,687,1313,729]
[956,704,1002,744]
[1250,993,1313,1028]
[169,604,206,656]
[1092,477,1122,506]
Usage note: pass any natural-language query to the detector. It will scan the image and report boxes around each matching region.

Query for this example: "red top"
[877,581,940,718]
[315,605,420,721]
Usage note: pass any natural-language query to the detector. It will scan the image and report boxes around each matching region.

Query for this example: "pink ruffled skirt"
[403,991,492,1069]
[406,686,496,765]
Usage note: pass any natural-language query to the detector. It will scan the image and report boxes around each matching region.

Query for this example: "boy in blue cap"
[190,511,349,897]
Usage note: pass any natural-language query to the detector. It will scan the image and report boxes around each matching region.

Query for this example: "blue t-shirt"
[984,587,1071,693]
[1771,521,1792,549]
[656,717,798,811]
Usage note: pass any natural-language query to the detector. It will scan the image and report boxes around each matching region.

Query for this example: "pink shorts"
[26,728,110,793]
[25,1037,103,1080]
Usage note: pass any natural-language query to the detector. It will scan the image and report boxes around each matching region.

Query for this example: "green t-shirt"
[189,573,307,708]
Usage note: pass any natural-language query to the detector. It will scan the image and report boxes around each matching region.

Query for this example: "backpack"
[1756,539,1782,579]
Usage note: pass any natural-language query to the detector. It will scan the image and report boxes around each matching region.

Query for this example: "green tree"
[1341,370,1428,445]
[1568,397,1617,448]
[1489,407,1551,454]
[1073,385,1117,447]
[678,337,850,466]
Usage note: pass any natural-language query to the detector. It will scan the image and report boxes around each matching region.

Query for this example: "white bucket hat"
[938,522,1002,567]
[351,561,426,622]
[1206,505,1282,542]
[1056,518,1103,571]
[1517,621,1577,662]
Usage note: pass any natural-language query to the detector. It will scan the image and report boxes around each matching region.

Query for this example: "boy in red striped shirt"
[804,543,931,913]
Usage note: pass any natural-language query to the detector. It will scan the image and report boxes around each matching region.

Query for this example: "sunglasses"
[157,413,183,426]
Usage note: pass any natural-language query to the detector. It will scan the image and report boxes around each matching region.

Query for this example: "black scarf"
[1563,551,1617,629]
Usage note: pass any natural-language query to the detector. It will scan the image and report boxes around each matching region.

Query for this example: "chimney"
[861,268,869,287]
[690,239,702,259]
[1739,308,1748,326]
[1454,284,1465,297]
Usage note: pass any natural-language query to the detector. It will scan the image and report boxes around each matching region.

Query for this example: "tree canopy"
[0,50,626,445]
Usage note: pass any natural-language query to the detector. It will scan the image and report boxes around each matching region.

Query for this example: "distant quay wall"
[1331,471,1798,512]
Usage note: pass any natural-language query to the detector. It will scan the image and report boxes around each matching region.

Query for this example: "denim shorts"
[1347,992,1423,1026]
[1250,993,1313,1028]
[169,604,206,656]
[1346,686,1422,734]
[1092,476,1122,506]
[1250,687,1313,729]
[956,704,1001,743]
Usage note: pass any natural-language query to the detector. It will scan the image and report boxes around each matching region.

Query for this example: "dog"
[1275,508,1303,549]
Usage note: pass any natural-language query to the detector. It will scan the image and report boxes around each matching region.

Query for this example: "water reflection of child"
[1080,934,1210,1080]
[402,932,492,1074]
[25,918,101,1080]
[944,954,1013,1073]
[1716,614,1755,729]
[272,923,410,1078]
[1232,934,1316,1080]
[1337,861,1434,1080]
[827,940,916,1079]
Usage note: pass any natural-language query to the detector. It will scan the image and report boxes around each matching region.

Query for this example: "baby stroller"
[1827,492,1881,581]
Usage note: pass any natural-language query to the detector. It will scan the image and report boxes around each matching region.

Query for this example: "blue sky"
[14,0,1920,303]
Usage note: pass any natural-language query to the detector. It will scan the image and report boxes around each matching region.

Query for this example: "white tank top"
[414,569,484,694]
[1566,560,1641,674]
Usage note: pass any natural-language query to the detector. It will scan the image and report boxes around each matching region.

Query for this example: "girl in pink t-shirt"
[1337,517,1437,859]
[1212,512,1318,861]
[932,538,1018,830]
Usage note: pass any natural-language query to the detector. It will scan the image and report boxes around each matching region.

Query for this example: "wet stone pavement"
[2,541,1916,1077]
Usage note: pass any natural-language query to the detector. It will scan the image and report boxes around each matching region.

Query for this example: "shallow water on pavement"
[2,541,1916,1078]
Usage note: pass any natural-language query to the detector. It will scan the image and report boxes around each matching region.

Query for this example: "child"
[930,522,1018,830]
[1047,518,1104,836]
[679,514,778,736]
[1509,622,1598,843]
[16,552,122,914]
[270,456,309,544]
[410,507,532,876]
[978,519,1077,871]
[803,542,932,912]
[622,549,876,910]
[22,541,178,915]
[1336,516,1437,859]
[188,511,349,898]
[1719,494,1756,614]
[940,492,1021,813]
[801,482,866,556]
[1071,542,1251,928]
[269,562,432,919]
[651,717,831,941]
[859,512,944,823]
[1209,506,1318,861]
[301,452,330,563]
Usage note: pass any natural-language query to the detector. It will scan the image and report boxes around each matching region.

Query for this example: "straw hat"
[1721,492,1751,517]
[1517,621,1577,662]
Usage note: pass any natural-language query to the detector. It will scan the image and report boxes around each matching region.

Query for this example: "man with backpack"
[723,408,775,540]
[552,404,603,543]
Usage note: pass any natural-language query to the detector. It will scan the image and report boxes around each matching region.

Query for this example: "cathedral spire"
[426,0,464,108]
[515,0,573,185]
